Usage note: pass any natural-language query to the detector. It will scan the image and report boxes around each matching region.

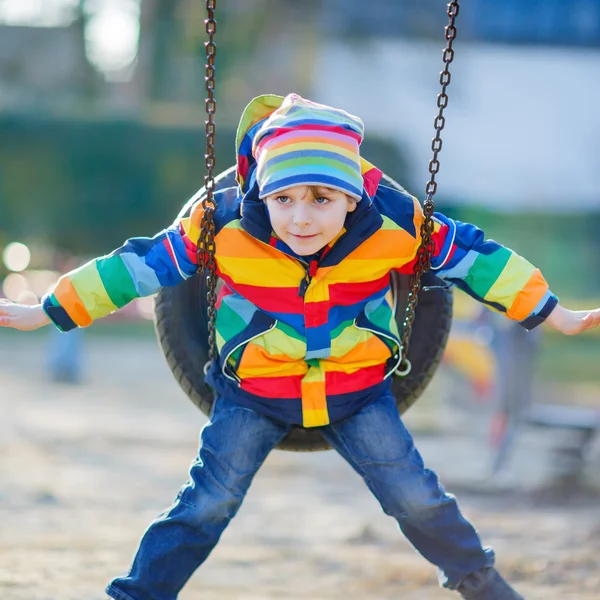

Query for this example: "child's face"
[264,185,357,256]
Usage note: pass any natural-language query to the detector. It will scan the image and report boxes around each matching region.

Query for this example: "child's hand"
[0,299,51,331]
[545,304,600,336]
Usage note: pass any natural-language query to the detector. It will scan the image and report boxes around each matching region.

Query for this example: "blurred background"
[1,2,600,598]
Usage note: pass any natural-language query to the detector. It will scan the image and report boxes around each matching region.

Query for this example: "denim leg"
[321,392,494,589]
[107,394,292,600]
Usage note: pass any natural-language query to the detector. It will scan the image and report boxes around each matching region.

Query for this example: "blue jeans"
[106,392,494,600]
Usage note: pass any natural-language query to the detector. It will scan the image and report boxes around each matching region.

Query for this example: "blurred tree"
[73,0,102,98]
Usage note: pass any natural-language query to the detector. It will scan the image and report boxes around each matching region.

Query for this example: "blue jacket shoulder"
[371,181,418,238]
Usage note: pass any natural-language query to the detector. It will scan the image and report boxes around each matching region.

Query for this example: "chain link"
[197,0,218,362]
[398,0,460,374]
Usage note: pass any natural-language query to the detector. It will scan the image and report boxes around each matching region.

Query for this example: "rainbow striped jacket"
[42,99,558,428]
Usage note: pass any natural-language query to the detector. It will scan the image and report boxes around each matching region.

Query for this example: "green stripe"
[330,318,354,340]
[216,300,248,341]
[466,247,512,300]
[276,320,305,342]
[366,302,393,332]
[230,347,244,366]
[49,294,61,308]
[265,156,359,179]
[95,255,140,308]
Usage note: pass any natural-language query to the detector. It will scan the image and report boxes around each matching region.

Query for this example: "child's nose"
[293,207,312,226]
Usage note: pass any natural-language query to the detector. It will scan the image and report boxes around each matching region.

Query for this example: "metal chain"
[197,0,218,361]
[398,0,459,375]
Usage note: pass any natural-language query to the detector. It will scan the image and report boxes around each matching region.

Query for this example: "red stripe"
[240,364,386,399]
[255,124,362,151]
[431,223,449,258]
[241,375,303,398]
[328,274,390,305]
[396,256,417,275]
[362,166,382,197]
[216,284,234,309]
[163,238,177,266]
[179,227,199,264]
[326,364,385,395]
[237,154,249,184]
[305,301,329,327]
[219,273,304,313]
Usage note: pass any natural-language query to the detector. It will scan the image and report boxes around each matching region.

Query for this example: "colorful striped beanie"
[252,93,365,201]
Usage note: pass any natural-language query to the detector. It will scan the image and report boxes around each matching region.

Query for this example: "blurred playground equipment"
[443,294,600,478]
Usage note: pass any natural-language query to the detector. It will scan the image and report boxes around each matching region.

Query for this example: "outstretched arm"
[412,210,600,335]
[0,197,207,333]
[397,202,560,330]
[544,304,600,335]
[0,299,51,331]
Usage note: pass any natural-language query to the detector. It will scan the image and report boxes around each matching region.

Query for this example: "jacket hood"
[235,94,383,198]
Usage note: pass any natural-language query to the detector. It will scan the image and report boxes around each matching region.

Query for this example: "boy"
[1,93,599,600]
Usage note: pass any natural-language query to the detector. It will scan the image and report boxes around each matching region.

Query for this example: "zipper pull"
[298,273,311,297]
[298,259,319,297]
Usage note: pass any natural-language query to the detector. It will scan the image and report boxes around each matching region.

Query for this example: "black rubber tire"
[154,167,453,451]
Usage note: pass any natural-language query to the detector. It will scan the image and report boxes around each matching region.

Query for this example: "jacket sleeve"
[399,203,558,330]
[42,198,206,332]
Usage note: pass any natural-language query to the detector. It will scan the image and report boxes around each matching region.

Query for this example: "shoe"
[456,567,524,599]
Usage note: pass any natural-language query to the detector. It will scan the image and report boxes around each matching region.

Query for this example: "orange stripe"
[301,379,327,412]
[329,335,392,366]
[53,277,93,327]
[506,269,549,321]
[347,230,416,261]
[237,344,308,377]
[216,228,285,259]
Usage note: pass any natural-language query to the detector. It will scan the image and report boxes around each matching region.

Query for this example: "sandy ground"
[1,331,600,600]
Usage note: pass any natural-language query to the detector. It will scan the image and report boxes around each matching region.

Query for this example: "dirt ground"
[1,332,600,600]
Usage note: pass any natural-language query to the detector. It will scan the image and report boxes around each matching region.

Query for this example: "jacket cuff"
[42,294,78,333]
[519,293,559,331]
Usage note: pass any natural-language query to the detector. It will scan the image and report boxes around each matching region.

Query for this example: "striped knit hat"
[252,94,365,201]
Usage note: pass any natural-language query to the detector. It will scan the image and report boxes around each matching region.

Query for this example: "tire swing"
[155,1,459,452]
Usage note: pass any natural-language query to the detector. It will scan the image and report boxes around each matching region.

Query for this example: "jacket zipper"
[353,318,403,379]
[298,258,319,297]
[297,206,375,297]
[221,320,278,384]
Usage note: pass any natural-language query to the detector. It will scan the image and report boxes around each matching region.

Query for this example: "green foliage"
[0,112,410,257]
[443,205,600,298]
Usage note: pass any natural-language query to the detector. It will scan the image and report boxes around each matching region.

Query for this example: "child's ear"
[347,199,358,212]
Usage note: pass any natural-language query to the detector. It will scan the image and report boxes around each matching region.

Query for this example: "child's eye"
[314,197,330,205]
[276,196,292,204]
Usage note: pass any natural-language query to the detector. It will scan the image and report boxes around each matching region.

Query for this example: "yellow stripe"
[180,201,205,243]
[330,324,369,357]
[380,215,404,231]
[70,262,117,320]
[218,256,304,286]
[329,333,391,364]
[321,259,398,284]
[262,141,360,163]
[250,328,306,359]
[304,278,329,303]
[303,409,330,428]
[53,276,92,327]
[484,253,536,310]
[506,269,549,321]
[301,372,329,427]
